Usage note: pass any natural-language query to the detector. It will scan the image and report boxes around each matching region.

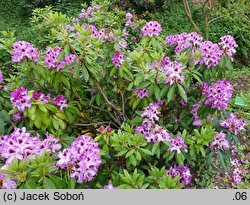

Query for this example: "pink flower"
[11,41,39,62]
[210,132,230,151]
[202,80,233,110]
[219,113,246,135]
[112,53,125,68]
[141,21,162,37]
[219,35,238,61]
[198,41,222,68]
[168,135,188,154]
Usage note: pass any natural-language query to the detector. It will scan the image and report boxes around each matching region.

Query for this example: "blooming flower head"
[167,165,192,185]
[45,46,76,71]
[135,88,149,99]
[140,102,161,122]
[32,90,50,104]
[147,124,171,143]
[0,127,61,164]
[165,34,179,46]
[141,21,162,37]
[219,35,238,60]
[202,80,233,110]
[83,25,99,38]
[112,53,125,68]
[56,135,101,183]
[168,135,188,154]
[11,41,39,62]
[210,132,230,151]
[219,113,246,135]
[191,101,203,126]
[1,177,17,189]
[52,96,68,110]
[166,32,202,53]
[10,87,32,112]
[163,61,185,85]
[232,168,243,185]
[198,41,222,68]
[0,70,3,84]
[66,25,75,33]
[80,6,100,21]
[104,181,117,189]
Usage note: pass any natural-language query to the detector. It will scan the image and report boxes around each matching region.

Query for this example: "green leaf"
[234,96,245,106]
[140,148,152,156]
[218,150,227,170]
[129,154,137,166]
[82,67,90,82]
[198,104,211,119]
[64,44,70,55]
[154,84,161,100]
[126,150,135,158]
[28,106,36,120]
[23,180,40,189]
[177,84,187,103]
[167,86,175,102]
[43,177,56,189]
[45,104,59,113]
[57,50,65,62]
[38,104,48,113]
[152,142,159,155]
[0,110,10,122]
[49,175,67,189]
[176,153,184,165]
[135,151,142,161]
[116,150,127,157]
[61,75,70,88]
[68,178,76,189]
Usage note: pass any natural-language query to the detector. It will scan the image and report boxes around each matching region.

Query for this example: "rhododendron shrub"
[0,2,247,189]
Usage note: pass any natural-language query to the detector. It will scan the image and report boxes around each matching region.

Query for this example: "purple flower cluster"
[232,168,243,185]
[165,32,202,53]
[0,173,17,189]
[210,132,230,151]
[125,12,133,28]
[66,25,75,33]
[83,25,99,37]
[167,165,192,185]
[0,70,7,91]
[141,21,162,37]
[219,113,246,135]
[202,80,233,110]
[191,101,203,126]
[10,87,32,112]
[80,5,100,22]
[104,181,117,189]
[56,135,101,183]
[198,41,222,68]
[112,53,125,68]
[11,41,39,63]
[163,60,185,85]
[32,90,50,104]
[10,88,68,121]
[0,127,61,164]
[135,88,149,99]
[0,70,3,84]
[135,101,172,143]
[52,96,68,111]
[45,46,76,71]
[219,35,238,60]
[168,135,188,154]
[98,125,113,134]
[83,25,115,42]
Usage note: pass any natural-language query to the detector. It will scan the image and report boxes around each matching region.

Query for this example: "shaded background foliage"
[0,0,249,66]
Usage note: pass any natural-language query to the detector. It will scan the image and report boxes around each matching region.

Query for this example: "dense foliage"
[0,1,249,189]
